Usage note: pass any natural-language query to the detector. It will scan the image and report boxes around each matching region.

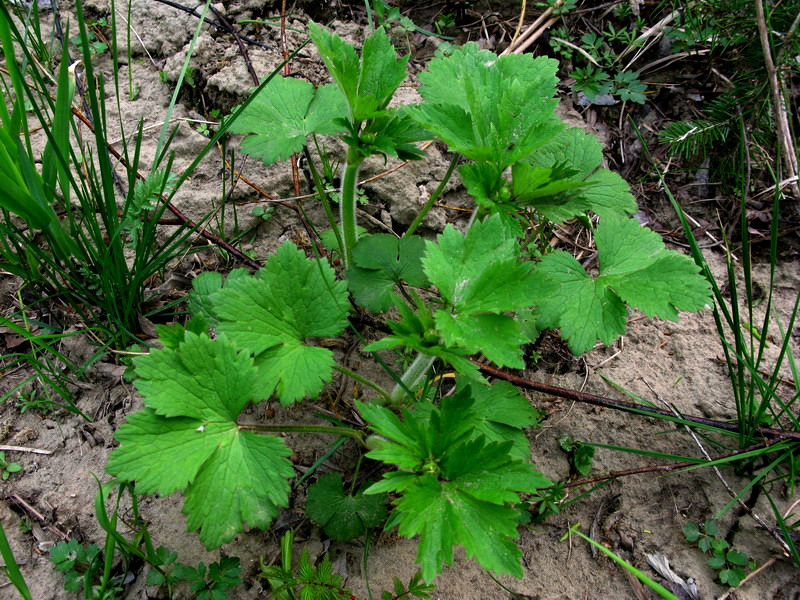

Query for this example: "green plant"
[537,0,577,16]
[646,126,800,564]
[15,388,56,416]
[558,435,595,477]
[147,553,242,600]
[105,26,711,584]
[69,17,109,56]
[659,0,799,193]
[262,531,434,600]
[0,521,32,600]
[434,13,455,35]
[50,540,121,598]
[306,472,388,541]
[0,0,222,347]
[365,1,452,41]
[683,520,755,586]
[557,16,647,104]
[0,451,22,480]
[18,519,33,534]
[565,523,680,600]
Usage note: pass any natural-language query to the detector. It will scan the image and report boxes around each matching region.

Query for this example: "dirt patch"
[1,2,799,600]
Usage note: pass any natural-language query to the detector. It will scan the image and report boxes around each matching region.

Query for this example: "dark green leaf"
[306,473,388,540]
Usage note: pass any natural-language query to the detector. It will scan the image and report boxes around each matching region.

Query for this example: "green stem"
[403,153,460,237]
[333,365,392,403]
[238,423,366,447]
[390,352,437,405]
[340,149,363,271]
[304,144,343,256]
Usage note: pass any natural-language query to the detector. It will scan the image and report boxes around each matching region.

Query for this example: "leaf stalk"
[239,423,367,447]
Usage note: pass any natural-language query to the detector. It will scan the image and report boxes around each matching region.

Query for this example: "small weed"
[262,532,434,600]
[69,17,109,56]
[251,205,275,221]
[18,518,33,534]
[50,539,123,598]
[683,520,755,586]
[0,452,22,480]
[147,551,242,599]
[16,388,56,416]
[558,435,595,477]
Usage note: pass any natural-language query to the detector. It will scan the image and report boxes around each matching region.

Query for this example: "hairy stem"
[239,423,366,447]
[340,149,363,270]
[403,152,459,237]
[390,352,437,405]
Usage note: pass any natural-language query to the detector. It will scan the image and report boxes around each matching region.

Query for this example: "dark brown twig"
[208,4,258,85]
[472,360,800,441]
[150,0,271,51]
[69,106,262,270]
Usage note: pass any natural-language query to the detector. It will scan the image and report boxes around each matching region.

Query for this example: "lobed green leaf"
[533,216,711,353]
[211,242,350,404]
[229,75,347,165]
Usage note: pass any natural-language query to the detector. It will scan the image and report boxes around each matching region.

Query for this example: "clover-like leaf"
[210,242,350,404]
[348,234,429,312]
[229,75,346,165]
[106,333,294,549]
[306,473,388,540]
[533,216,711,353]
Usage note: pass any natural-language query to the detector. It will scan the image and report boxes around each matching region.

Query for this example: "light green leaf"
[229,75,346,165]
[105,410,230,496]
[511,161,594,223]
[360,109,429,160]
[211,242,350,404]
[597,216,711,319]
[133,332,257,421]
[520,127,637,220]
[410,43,562,169]
[468,380,540,462]
[181,431,293,549]
[421,215,535,368]
[434,312,526,369]
[308,21,360,107]
[423,216,520,305]
[580,169,638,220]
[106,333,294,549]
[253,341,336,404]
[529,127,602,175]
[532,250,628,353]
[309,23,408,121]
[533,217,711,353]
